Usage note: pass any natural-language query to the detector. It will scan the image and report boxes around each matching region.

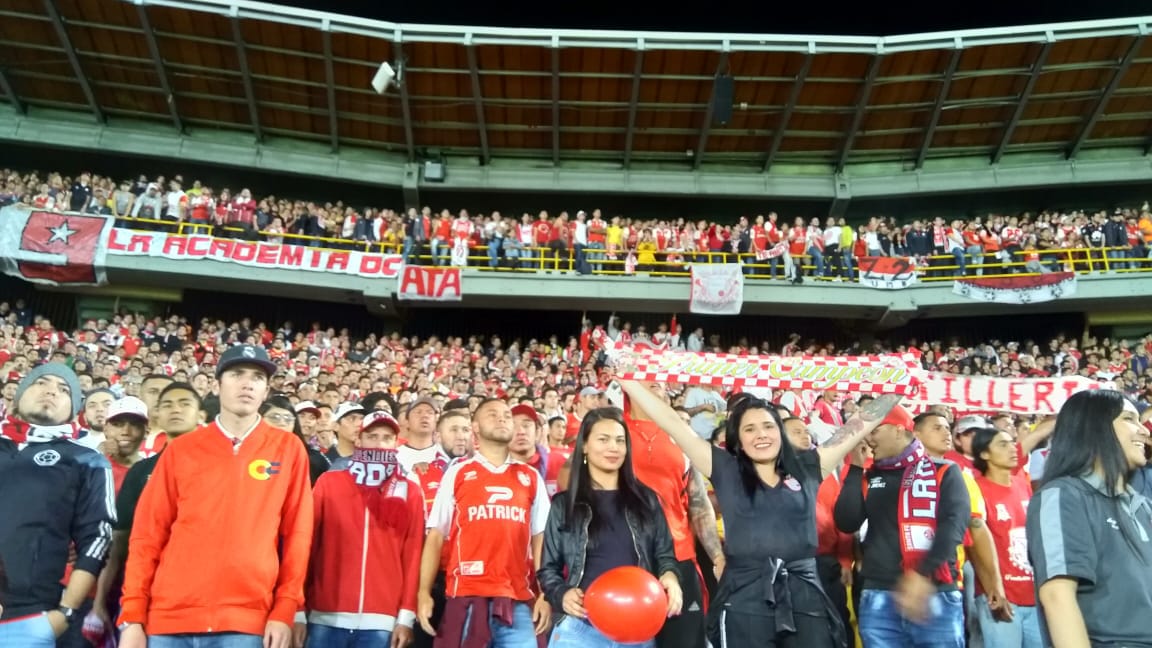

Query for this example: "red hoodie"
[304,450,425,631]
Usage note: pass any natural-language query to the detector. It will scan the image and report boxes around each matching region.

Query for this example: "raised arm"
[816,394,902,479]
[618,380,713,478]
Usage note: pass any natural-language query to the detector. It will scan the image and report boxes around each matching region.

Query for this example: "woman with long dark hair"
[260,395,329,484]
[539,407,683,648]
[619,380,901,647]
[1026,389,1152,647]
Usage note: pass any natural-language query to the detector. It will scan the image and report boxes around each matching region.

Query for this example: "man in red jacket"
[297,410,424,648]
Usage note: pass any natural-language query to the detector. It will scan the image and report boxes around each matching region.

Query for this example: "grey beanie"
[15,363,84,420]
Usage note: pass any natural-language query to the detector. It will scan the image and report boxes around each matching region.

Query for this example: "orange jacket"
[816,464,855,569]
[119,420,314,636]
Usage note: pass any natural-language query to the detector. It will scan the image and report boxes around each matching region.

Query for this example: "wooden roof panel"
[3,2,1152,166]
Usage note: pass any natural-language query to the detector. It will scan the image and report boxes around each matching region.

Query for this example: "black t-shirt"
[709,446,825,611]
[578,490,638,590]
[115,453,161,533]
[69,182,91,211]
[710,445,821,564]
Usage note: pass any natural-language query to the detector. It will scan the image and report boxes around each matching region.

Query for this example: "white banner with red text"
[606,344,920,394]
[0,207,113,285]
[397,265,462,301]
[911,372,1105,415]
[106,228,404,278]
[857,256,919,290]
[689,263,744,315]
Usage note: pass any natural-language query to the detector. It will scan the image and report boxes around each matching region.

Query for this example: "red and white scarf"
[868,439,955,584]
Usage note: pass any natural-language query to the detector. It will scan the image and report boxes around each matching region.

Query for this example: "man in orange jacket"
[118,344,313,648]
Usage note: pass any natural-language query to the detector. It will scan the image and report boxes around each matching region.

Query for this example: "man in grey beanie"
[0,363,115,647]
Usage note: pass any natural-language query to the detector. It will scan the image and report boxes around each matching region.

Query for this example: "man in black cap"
[0,363,115,647]
[118,344,313,648]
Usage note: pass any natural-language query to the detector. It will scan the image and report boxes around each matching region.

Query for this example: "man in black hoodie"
[0,364,115,647]
[834,405,969,648]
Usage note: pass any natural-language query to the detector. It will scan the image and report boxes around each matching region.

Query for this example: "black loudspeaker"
[712,75,734,124]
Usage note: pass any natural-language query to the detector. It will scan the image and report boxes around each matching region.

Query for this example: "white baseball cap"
[107,396,149,422]
[294,400,321,415]
[332,402,365,422]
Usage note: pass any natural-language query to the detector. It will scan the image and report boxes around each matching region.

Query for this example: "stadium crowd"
[4,167,1152,277]
[1,298,1152,648]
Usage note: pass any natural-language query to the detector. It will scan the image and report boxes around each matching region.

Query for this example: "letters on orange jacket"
[119,420,314,636]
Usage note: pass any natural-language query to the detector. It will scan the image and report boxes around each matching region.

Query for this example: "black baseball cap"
[215,344,277,379]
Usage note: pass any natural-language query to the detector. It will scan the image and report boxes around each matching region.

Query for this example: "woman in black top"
[620,381,901,647]
[539,407,683,648]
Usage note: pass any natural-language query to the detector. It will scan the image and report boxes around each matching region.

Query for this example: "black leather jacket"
[538,488,680,613]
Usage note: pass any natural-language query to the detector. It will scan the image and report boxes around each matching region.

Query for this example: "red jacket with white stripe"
[302,463,425,631]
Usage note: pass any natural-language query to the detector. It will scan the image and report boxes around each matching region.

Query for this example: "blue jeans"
[149,633,263,648]
[487,238,503,268]
[549,616,655,648]
[463,601,537,648]
[0,613,56,647]
[807,245,825,277]
[858,589,964,648]
[975,596,1043,648]
[305,623,392,648]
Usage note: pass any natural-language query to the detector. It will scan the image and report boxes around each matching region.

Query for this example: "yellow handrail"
[97,212,1152,281]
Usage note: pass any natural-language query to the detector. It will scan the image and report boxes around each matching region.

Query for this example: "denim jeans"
[461,601,537,648]
[807,245,825,277]
[586,241,604,272]
[0,613,57,647]
[858,589,964,648]
[305,623,392,648]
[487,237,503,268]
[549,616,655,648]
[149,633,263,648]
[975,597,1043,648]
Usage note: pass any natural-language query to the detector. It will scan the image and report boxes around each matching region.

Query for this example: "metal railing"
[98,213,1152,281]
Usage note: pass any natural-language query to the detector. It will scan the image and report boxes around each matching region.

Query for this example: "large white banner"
[106,228,404,278]
[0,207,112,285]
[912,372,1104,415]
[689,263,744,315]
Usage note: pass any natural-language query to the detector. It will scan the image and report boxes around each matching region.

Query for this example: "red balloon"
[584,566,668,643]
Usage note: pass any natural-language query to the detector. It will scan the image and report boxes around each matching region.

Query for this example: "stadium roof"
[1,0,1151,199]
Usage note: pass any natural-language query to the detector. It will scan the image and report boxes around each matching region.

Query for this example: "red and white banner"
[608,344,920,394]
[858,256,918,290]
[953,272,1076,304]
[911,372,1104,415]
[690,263,744,315]
[0,207,112,285]
[397,265,462,301]
[106,229,404,278]
[754,242,787,261]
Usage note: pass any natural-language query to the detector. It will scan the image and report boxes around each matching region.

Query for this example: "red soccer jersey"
[428,456,549,601]
[532,220,552,245]
[627,416,695,561]
[452,219,472,240]
[544,447,570,497]
[974,473,1034,606]
[139,431,169,458]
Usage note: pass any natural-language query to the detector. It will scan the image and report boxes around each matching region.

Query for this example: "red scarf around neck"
[868,439,955,584]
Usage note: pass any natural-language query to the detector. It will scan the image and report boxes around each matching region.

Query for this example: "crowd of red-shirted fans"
[3,297,1152,648]
[4,168,1152,278]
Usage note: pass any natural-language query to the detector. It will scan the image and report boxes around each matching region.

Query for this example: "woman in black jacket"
[539,407,683,648]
